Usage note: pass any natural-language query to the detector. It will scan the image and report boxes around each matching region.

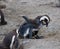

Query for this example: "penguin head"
[35,15,50,27]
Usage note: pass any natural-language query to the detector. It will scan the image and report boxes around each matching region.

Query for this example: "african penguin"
[18,15,50,39]
[0,4,7,25]
[2,29,20,49]
[0,10,7,26]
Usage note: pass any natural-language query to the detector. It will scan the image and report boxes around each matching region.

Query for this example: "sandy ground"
[0,0,60,49]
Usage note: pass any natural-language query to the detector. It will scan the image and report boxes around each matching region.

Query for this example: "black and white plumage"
[0,10,7,26]
[18,15,50,39]
[1,29,19,49]
[23,15,50,28]
[35,15,50,27]
[0,15,50,49]
[32,15,50,38]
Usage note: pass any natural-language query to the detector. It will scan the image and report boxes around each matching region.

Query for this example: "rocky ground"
[0,0,60,49]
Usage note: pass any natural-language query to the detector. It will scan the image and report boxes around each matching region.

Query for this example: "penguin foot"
[35,35,44,39]
[0,21,7,26]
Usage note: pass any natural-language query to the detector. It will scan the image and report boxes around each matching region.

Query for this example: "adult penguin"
[0,5,7,25]
[17,15,50,39]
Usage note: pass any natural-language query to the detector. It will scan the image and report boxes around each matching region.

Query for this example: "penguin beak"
[46,22,48,27]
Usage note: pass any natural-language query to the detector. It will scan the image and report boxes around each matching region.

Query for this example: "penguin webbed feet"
[0,21,7,26]
[34,35,44,39]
